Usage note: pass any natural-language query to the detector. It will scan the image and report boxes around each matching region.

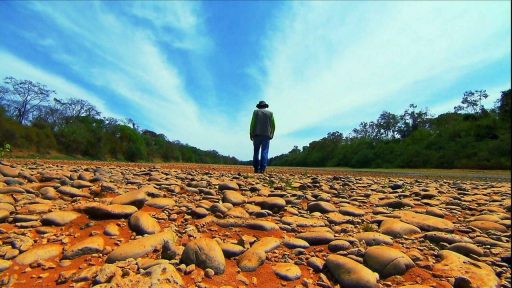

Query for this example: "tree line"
[270,89,511,169]
[0,76,239,164]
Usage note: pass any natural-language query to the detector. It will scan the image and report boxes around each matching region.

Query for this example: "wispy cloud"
[0,2,509,160]
[0,50,120,119]
[10,2,248,158]
[122,2,211,52]
[260,1,510,155]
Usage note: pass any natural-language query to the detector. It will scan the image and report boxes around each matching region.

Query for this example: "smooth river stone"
[339,205,365,216]
[281,216,325,227]
[272,263,302,281]
[111,189,148,209]
[432,250,499,288]
[15,244,62,265]
[41,211,81,226]
[145,198,175,209]
[129,211,161,235]
[63,236,104,259]
[0,165,19,177]
[237,237,281,272]
[56,186,91,198]
[354,232,393,246]
[296,231,334,245]
[222,190,246,206]
[469,220,508,233]
[326,254,379,288]
[307,201,337,213]
[80,203,138,219]
[379,219,421,237]
[106,230,177,263]
[364,246,415,278]
[396,211,454,232]
[180,237,226,274]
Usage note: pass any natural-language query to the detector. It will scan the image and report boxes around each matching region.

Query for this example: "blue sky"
[0,1,510,160]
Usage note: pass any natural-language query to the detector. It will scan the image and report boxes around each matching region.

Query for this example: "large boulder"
[244,220,280,231]
[111,189,148,209]
[237,237,281,272]
[0,165,19,177]
[339,205,365,216]
[15,244,62,265]
[364,246,415,278]
[307,201,337,213]
[218,182,239,191]
[220,243,246,258]
[41,211,81,226]
[0,209,10,223]
[433,250,499,288]
[377,199,414,209]
[106,230,177,263]
[379,219,421,237]
[129,211,161,235]
[63,236,104,260]
[326,254,379,288]
[180,237,226,275]
[422,232,473,245]
[56,186,91,198]
[222,190,246,206]
[146,263,184,287]
[281,216,325,227]
[354,232,393,246]
[396,211,454,232]
[469,220,508,233]
[250,197,286,211]
[296,231,334,245]
[80,203,138,219]
[0,259,11,272]
[446,243,484,257]
[146,198,175,209]
[272,263,302,281]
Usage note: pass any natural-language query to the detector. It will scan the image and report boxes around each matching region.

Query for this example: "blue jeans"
[253,135,270,171]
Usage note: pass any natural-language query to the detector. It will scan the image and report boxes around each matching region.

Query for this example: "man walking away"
[250,101,275,173]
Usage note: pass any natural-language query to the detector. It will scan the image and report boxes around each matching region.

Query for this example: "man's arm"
[270,113,275,139]
[250,111,256,140]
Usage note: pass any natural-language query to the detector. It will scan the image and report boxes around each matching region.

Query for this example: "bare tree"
[1,76,55,124]
[54,97,101,118]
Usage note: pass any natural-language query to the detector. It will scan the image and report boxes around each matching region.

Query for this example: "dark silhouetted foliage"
[271,89,511,169]
[0,76,239,164]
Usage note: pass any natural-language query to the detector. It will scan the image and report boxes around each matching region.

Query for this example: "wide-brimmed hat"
[256,100,269,109]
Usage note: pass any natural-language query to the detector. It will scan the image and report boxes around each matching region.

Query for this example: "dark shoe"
[254,168,259,173]
[259,169,265,174]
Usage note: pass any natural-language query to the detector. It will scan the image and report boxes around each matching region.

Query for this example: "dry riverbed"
[0,160,510,287]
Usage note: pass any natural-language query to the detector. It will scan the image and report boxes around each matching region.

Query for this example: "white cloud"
[8,2,253,159]
[260,1,511,156]
[124,2,211,52]
[1,2,509,161]
[0,50,120,119]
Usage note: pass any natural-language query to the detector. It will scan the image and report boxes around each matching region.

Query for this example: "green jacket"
[250,109,275,139]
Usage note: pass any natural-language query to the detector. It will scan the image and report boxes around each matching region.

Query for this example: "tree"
[352,121,379,139]
[0,76,54,124]
[54,97,101,119]
[497,89,511,122]
[397,104,430,138]
[325,131,343,142]
[454,90,489,114]
[124,118,139,131]
[376,111,399,139]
